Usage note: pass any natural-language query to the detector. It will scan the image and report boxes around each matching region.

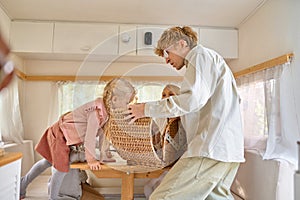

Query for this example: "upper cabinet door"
[137,25,169,56]
[0,8,11,44]
[199,28,238,59]
[53,22,119,55]
[10,21,54,53]
[119,25,137,56]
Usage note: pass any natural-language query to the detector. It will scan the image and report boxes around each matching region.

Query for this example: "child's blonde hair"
[103,78,136,138]
[102,77,136,113]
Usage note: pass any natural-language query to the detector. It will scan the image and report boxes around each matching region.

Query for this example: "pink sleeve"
[84,110,101,162]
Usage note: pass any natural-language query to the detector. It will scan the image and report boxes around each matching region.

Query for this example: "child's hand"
[87,160,102,170]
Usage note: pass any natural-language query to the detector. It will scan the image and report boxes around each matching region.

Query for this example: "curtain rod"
[14,70,183,82]
[233,53,293,78]
[15,53,293,82]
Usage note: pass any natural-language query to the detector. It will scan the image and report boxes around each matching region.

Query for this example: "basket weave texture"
[106,109,168,168]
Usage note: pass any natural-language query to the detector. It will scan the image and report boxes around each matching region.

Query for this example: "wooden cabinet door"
[10,21,53,53]
[119,25,137,56]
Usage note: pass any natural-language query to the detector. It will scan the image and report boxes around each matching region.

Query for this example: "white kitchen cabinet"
[7,21,239,60]
[199,28,238,59]
[119,25,137,56]
[53,22,119,55]
[10,21,54,53]
[0,152,22,200]
[137,25,169,56]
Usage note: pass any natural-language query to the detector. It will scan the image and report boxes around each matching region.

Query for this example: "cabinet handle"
[121,33,131,43]
[80,46,91,51]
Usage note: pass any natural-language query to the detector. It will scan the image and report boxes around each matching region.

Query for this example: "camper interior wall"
[229,0,300,133]
[0,5,10,43]
[229,1,300,199]
[0,0,299,199]
[1,6,34,178]
[231,150,294,200]
[3,140,34,176]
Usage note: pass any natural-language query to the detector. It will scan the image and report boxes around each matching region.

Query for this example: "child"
[20,78,136,200]
[144,84,187,199]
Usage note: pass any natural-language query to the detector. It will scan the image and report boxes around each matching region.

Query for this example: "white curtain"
[0,76,24,144]
[47,81,60,126]
[263,64,285,160]
[236,62,297,165]
[265,61,299,166]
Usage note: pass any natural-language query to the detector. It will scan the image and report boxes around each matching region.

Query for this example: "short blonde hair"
[155,26,198,57]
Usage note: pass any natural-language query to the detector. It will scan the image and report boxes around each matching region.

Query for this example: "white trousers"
[149,157,240,200]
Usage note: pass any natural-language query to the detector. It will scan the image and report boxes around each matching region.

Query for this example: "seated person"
[145,84,187,199]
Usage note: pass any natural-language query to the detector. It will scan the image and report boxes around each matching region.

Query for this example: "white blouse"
[145,45,245,163]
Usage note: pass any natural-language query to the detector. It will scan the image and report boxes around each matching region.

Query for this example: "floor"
[23,175,49,200]
[23,175,146,200]
[23,174,240,200]
[15,145,241,200]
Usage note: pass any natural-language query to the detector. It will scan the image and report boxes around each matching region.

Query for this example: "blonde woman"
[20,78,136,200]
[126,26,244,200]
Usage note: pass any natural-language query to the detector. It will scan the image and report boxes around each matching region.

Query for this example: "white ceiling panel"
[0,0,267,28]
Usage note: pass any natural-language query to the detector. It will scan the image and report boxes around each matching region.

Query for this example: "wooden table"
[70,162,170,200]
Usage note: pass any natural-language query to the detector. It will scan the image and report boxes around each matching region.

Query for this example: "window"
[57,81,176,115]
[58,81,105,115]
[135,83,164,103]
[236,65,284,140]
[237,79,268,137]
[236,64,293,161]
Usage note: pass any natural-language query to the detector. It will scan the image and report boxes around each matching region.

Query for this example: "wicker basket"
[106,109,164,168]
[106,109,186,168]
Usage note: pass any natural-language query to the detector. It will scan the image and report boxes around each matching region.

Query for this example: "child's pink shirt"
[59,98,108,162]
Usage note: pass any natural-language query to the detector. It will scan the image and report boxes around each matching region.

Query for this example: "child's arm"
[84,110,102,170]
[98,132,116,162]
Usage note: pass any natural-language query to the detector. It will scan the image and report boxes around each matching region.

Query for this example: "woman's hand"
[124,103,146,124]
[87,159,102,170]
